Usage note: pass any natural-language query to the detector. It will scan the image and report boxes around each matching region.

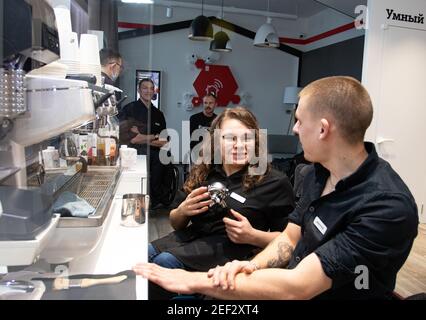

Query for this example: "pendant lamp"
[210,0,232,52]
[189,0,213,41]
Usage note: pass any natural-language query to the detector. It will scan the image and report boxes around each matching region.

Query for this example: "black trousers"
[148,151,167,206]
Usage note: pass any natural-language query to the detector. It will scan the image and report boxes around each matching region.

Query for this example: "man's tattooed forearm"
[266,241,294,268]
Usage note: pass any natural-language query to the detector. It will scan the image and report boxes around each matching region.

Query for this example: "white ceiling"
[153,0,367,19]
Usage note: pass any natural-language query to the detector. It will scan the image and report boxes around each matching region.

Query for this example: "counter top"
[1,157,149,300]
[67,156,149,299]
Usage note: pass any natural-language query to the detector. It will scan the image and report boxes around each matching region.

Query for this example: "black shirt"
[152,167,295,271]
[118,99,166,155]
[189,112,217,150]
[101,72,114,86]
[287,143,419,300]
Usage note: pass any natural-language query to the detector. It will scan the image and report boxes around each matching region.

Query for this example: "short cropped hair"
[100,49,122,66]
[204,92,217,100]
[300,76,373,144]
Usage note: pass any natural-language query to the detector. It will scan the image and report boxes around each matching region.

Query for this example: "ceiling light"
[254,17,280,48]
[188,0,213,41]
[254,0,280,48]
[210,0,232,52]
[210,31,232,52]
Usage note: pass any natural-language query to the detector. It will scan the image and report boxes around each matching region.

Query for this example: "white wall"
[119,27,299,161]
[362,0,426,223]
[294,8,365,52]
[363,0,426,142]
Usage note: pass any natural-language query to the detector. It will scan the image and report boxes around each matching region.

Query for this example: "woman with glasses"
[149,107,295,274]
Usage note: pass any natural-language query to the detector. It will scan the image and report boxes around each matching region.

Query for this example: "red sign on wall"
[192,59,241,107]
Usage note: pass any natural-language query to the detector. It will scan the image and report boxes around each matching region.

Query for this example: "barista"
[100,49,123,86]
[100,49,124,110]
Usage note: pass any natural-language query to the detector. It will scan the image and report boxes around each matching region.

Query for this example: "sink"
[40,166,121,264]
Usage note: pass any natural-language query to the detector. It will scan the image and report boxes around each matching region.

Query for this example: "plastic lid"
[121,145,128,149]
[47,146,55,150]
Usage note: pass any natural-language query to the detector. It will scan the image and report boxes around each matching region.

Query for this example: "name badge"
[230,192,246,204]
[313,216,327,235]
[155,122,161,126]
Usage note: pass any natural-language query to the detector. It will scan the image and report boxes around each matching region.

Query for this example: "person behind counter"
[100,48,123,86]
[134,76,419,300]
[189,92,218,151]
[118,78,168,208]
[148,107,295,279]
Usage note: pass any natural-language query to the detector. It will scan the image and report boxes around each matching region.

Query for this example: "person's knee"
[152,252,184,269]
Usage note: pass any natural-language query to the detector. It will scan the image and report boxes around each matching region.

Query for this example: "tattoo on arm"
[266,241,294,268]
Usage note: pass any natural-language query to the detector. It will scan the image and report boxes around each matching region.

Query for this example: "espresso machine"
[0,0,121,270]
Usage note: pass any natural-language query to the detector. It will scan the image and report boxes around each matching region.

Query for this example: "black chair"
[159,164,180,207]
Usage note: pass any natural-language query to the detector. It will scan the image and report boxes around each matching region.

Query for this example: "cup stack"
[79,34,102,86]
[120,146,137,169]
[59,32,80,75]
[54,8,80,76]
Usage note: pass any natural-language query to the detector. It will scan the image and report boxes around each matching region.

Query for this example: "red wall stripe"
[279,22,356,45]
[118,22,152,29]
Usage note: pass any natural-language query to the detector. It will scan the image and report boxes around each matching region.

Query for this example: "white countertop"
[67,156,149,300]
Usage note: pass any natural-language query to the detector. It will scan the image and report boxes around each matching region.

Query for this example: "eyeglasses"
[222,134,255,145]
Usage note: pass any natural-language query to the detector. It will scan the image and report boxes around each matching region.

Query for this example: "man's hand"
[224,209,255,244]
[176,187,214,217]
[133,263,204,295]
[207,260,256,290]
[130,126,140,135]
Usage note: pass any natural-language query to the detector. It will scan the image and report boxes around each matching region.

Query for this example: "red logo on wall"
[192,59,241,107]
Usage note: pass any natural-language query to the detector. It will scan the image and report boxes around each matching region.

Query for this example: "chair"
[159,164,179,207]
[267,134,300,159]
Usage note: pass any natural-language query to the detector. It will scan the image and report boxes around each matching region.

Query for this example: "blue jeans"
[148,244,185,269]
[148,244,203,300]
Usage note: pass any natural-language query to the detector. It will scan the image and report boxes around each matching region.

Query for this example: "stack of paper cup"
[80,34,102,85]
[54,7,72,35]
[120,146,138,169]
[59,32,80,75]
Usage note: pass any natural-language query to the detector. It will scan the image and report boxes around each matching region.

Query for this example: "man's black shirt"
[118,99,166,155]
[288,142,419,299]
[189,112,217,150]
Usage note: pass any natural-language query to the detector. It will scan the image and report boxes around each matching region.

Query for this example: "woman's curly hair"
[184,107,270,193]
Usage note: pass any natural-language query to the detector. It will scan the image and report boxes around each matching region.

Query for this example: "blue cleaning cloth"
[53,191,95,217]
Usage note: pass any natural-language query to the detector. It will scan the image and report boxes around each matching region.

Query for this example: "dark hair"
[138,78,155,89]
[184,107,270,193]
[100,49,122,66]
